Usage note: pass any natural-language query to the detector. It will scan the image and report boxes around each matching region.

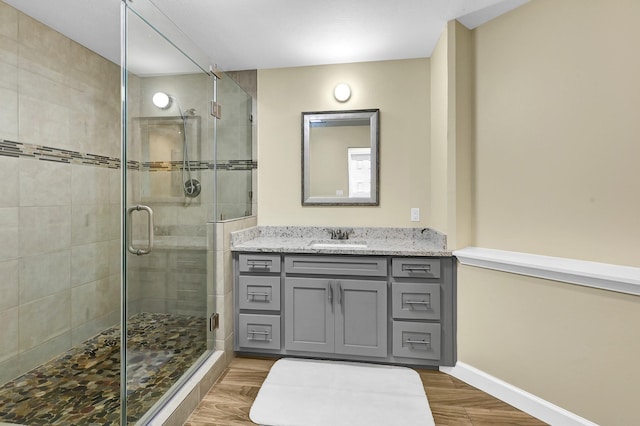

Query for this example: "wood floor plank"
[198,384,261,406]
[465,407,548,425]
[417,368,457,388]
[430,405,473,425]
[188,386,256,425]
[218,368,269,388]
[426,386,517,410]
[230,356,276,372]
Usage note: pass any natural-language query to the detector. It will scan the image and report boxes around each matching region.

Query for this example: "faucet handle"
[328,228,353,240]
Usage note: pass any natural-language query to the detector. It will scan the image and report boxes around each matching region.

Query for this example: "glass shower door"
[122,2,215,423]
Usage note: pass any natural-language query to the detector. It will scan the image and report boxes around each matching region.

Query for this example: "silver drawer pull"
[405,339,431,345]
[405,300,431,307]
[248,330,272,341]
[402,265,431,272]
[248,291,270,299]
[248,261,270,269]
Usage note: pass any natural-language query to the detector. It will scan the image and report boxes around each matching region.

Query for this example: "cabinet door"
[335,279,387,358]
[284,278,335,353]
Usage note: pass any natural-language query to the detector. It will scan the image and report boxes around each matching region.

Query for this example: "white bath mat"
[249,358,435,426]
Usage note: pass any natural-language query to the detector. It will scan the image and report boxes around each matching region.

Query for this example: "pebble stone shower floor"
[0,312,207,425]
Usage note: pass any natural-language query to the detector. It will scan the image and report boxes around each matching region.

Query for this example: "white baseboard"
[440,362,598,426]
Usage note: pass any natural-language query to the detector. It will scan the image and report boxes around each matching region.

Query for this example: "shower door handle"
[127,204,154,256]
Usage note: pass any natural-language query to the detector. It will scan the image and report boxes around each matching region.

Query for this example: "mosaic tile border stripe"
[0,139,120,168]
[0,139,256,171]
[141,159,256,171]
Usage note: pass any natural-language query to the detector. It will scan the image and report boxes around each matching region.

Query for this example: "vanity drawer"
[239,254,281,273]
[284,255,387,277]
[391,282,440,320]
[392,258,441,279]
[238,314,281,350]
[239,276,281,311]
[392,321,441,361]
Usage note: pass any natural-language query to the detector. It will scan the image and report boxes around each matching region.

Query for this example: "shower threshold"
[0,312,207,425]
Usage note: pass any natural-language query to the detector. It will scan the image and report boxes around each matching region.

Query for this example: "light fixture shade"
[152,92,172,109]
[334,83,351,102]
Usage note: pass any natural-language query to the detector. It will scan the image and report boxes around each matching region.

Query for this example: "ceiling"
[4,0,528,72]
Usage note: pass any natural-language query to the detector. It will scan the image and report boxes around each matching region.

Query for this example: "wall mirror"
[302,109,380,206]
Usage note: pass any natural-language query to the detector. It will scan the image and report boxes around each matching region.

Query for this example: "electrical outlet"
[410,207,420,222]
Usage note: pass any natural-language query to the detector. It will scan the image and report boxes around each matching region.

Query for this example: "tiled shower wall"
[0,3,121,384]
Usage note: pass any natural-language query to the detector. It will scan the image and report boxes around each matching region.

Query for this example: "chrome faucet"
[330,229,352,240]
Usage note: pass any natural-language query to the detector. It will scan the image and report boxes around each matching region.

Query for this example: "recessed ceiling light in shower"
[152,92,172,109]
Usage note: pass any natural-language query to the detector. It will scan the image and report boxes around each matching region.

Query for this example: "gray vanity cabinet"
[284,277,387,358]
[234,252,456,367]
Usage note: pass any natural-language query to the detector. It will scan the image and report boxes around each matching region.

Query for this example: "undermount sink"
[309,240,368,249]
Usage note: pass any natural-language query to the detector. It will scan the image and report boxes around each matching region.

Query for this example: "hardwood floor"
[184,357,547,426]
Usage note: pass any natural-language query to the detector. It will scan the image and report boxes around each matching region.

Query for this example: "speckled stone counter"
[230,226,451,256]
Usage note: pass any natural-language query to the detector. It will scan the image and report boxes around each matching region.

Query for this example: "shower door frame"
[120,1,218,423]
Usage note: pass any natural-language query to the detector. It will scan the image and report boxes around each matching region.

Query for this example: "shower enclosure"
[122,2,217,423]
[0,0,253,424]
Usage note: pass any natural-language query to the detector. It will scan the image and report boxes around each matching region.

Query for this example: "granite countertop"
[230,226,452,257]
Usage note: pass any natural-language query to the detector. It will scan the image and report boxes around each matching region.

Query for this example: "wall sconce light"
[334,83,351,102]
[152,91,172,109]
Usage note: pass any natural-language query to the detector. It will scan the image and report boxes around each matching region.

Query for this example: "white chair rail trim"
[453,247,640,297]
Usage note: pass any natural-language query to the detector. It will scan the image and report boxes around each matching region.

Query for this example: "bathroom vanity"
[231,227,456,368]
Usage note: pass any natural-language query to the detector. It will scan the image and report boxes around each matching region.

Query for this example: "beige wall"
[257,59,430,226]
[429,26,448,237]
[473,0,640,266]
[430,21,473,250]
[452,21,473,250]
[458,1,640,424]
[458,266,640,425]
